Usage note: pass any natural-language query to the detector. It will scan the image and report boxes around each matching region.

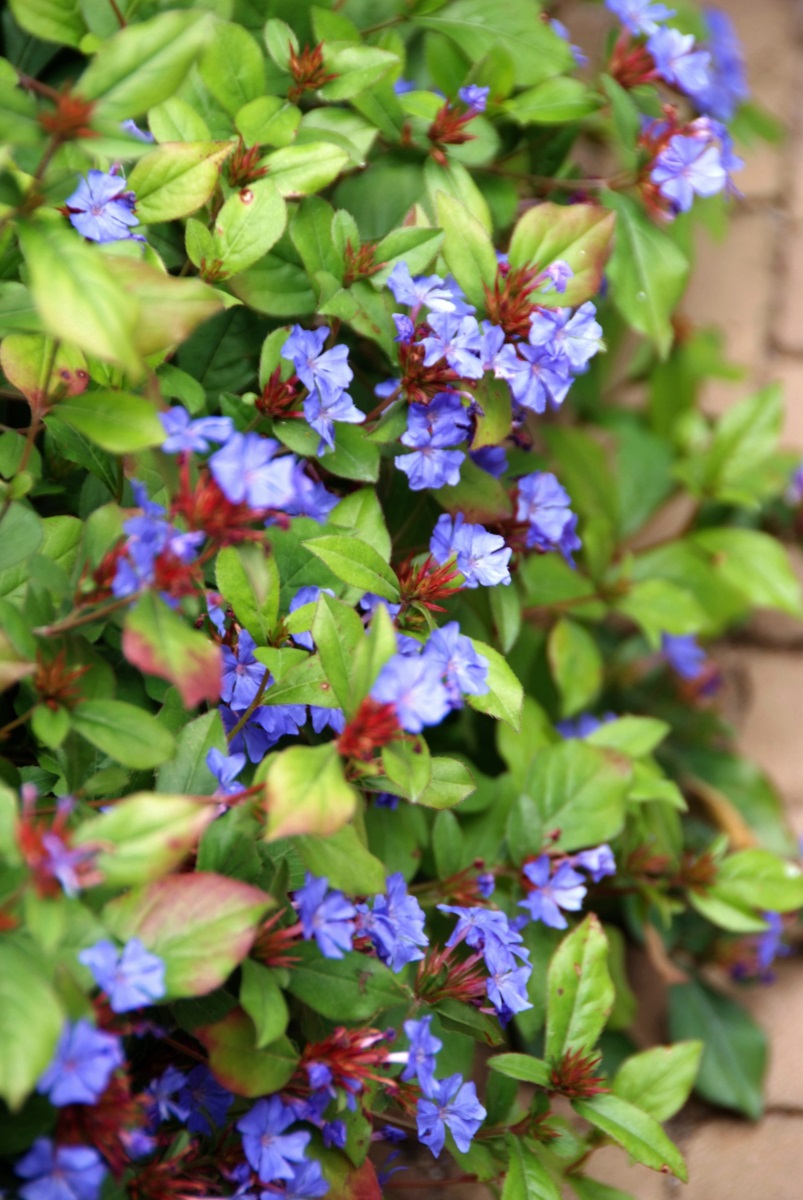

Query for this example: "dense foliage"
[0,0,801,1196]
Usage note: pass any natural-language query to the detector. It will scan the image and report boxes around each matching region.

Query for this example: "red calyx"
[549,1048,608,1099]
[336,698,401,762]
[288,42,338,102]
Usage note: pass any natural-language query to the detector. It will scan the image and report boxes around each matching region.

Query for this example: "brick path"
[385,4,803,1193]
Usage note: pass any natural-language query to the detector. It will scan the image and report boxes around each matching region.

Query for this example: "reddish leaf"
[123,593,221,709]
[196,1008,298,1096]
[0,333,88,405]
[102,873,273,998]
[326,1157,382,1200]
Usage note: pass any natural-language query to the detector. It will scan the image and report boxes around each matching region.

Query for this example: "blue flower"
[393,313,416,343]
[370,654,451,733]
[78,938,165,1013]
[422,622,489,706]
[120,118,155,142]
[556,712,616,739]
[145,1066,189,1126]
[401,1016,443,1091]
[323,1119,347,1149]
[528,302,604,373]
[304,387,364,454]
[479,320,506,371]
[177,1064,233,1136]
[458,84,489,111]
[387,263,472,314]
[421,313,483,379]
[283,469,339,523]
[647,27,712,96]
[540,259,574,294]
[221,701,306,762]
[221,630,267,711]
[573,843,616,883]
[37,1020,123,1107]
[516,471,581,564]
[550,17,588,65]
[518,856,587,929]
[159,407,233,454]
[495,343,572,413]
[282,1159,331,1199]
[206,747,247,796]
[209,433,298,510]
[470,445,508,477]
[756,911,791,976]
[694,9,749,120]
[282,325,353,399]
[430,513,512,589]
[484,940,533,1016]
[295,872,356,959]
[237,1095,311,1183]
[16,1139,106,1200]
[438,905,528,971]
[477,872,495,898]
[651,133,727,212]
[396,445,465,490]
[604,0,675,35]
[416,1074,486,1157]
[65,170,143,243]
[402,393,471,448]
[310,706,346,735]
[357,872,429,971]
[661,632,706,680]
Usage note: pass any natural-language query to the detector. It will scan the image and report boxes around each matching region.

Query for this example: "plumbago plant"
[1,0,802,1196]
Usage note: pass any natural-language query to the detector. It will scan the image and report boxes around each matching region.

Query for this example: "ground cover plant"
[0,0,802,1196]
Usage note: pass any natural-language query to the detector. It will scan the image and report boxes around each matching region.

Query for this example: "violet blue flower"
[370,654,451,733]
[438,905,528,971]
[357,872,429,971]
[484,940,533,1015]
[304,387,364,454]
[145,1066,189,1126]
[402,393,471,449]
[651,133,727,212]
[518,856,587,930]
[65,169,143,243]
[393,313,415,343]
[210,433,298,511]
[540,259,574,294]
[422,622,489,705]
[78,938,165,1013]
[37,1020,123,1106]
[528,302,604,373]
[16,1139,107,1200]
[430,512,512,588]
[177,1064,233,1136]
[401,1016,443,1091]
[387,263,472,314]
[282,1159,331,1199]
[573,843,616,883]
[206,747,247,796]
[416,1074,486,1157]
[221,630,267,711]
[647,27,712,95]
[120,118,155,142]
[661,632,706,680]
[604,0,675,35]
[159,407,233,454]
[221,700,306,762]
[281,325,353,399]
[694,8,749,120]
[470,445,508,477]
[295,872,356,959]
[556,712,616,739]
[396,445,465,490]
[237,1096,311,1182]
[458,84,489,111]
[516,471,581,564]
[421,313,484,379]
[494,343,572,413]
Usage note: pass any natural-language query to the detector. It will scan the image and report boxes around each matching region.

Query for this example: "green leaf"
[603,192,689,358]
[236,97,301,148]
[350,602,396,704]
[103,873,273,998]
[304,535,399,602]
[261,143,350,197]
[690,528,803,616]
[123,594,222,710]
[382,740,432,804]
[613,1042,703,1122]
[239,961,289,1048]
[526,742,629,851]
[0,504,43,572]
[260,744,357,840]
[319,43,400,101]
[585,716,669,758]
[18,222,140,375]
[0,941,63,1111]
[295,825,386,895]
[263,17,298,70]
[414,1,574,87]
[467,638,523,729]
[311,592,365,713]
[78,10,212,120]
[71,699,175,769]
[330,490,391,562]
[432,809,465,878]
[505,78,600,124]
[546,915,614,1061]
[196,1009,297,1096]
[488,1053,551,1086]
[508,203,616,309]
[615,578,706,645]
[668,978,766,1119]
[503,1136,561,1200]
[72,792,213,887]
[156,710,227,797]
[713,848,803,913]
[548,618,603,718]
[198,21,266,115]
[8,0,85,47]
[285,941,407,1021]
[107,258,224,357]
[435,191,497,309]
[425,158,491,233]
[216,543,279,646]
[572,1094,687,1181]
[148,96,211,143]
[128,142,231,224]
[208,180,287,279]
[417,755,476,810]
[290,197,343,280]
[51,390,163,454]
